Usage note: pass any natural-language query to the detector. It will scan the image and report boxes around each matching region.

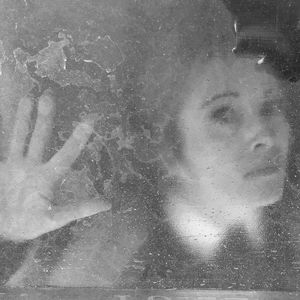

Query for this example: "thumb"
[50,200,111,229]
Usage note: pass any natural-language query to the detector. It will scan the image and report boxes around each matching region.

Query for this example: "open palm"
[0,90,110,242]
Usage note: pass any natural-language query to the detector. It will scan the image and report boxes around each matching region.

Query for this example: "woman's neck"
[165,178,264,260]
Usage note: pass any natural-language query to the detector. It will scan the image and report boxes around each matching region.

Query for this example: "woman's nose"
[246,123,275,153]
[251,134,275,153]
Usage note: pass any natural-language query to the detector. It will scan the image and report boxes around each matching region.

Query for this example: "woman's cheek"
[205,123,239,146]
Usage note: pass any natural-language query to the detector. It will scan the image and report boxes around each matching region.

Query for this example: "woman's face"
[179,57,290,209]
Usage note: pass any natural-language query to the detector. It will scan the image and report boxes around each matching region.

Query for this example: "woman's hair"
[129,0,235,171]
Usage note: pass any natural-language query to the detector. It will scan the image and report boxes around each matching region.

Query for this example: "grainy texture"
[0,0,300,293]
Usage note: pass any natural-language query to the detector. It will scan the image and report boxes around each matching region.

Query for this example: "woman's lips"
[244,165,282,179]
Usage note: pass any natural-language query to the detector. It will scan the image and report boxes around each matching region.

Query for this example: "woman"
[130,54,298,290]
[1,0,300,291]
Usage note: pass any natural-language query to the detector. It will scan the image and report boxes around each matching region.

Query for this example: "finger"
[47,120,94,178]
[48,200,111,230]
[8,96,34,161]
[27,90,56,163]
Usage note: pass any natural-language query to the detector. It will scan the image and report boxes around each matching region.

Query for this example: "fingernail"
[73,122,94,139]
[39,96,55,115]
[43,88,56,98]
[80,113,98,126]
[103,201,112,211]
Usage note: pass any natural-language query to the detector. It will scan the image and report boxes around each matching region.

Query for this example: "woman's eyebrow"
[201,91,239,108]
[263,88,280,99]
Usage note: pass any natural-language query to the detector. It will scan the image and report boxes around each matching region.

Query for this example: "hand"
[0,90,111,242]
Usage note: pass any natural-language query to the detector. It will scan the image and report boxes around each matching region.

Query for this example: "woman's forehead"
[188,56,281,104]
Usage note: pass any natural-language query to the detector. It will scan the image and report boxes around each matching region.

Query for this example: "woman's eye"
[261,101,282,117]
[211,106,233,123]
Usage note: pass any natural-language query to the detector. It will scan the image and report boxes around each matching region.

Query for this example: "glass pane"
[0,0,299,298]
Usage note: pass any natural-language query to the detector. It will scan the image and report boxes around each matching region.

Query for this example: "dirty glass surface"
[0,0,300,299]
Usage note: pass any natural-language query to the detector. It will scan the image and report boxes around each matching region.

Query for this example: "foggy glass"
[0,0,300,298]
